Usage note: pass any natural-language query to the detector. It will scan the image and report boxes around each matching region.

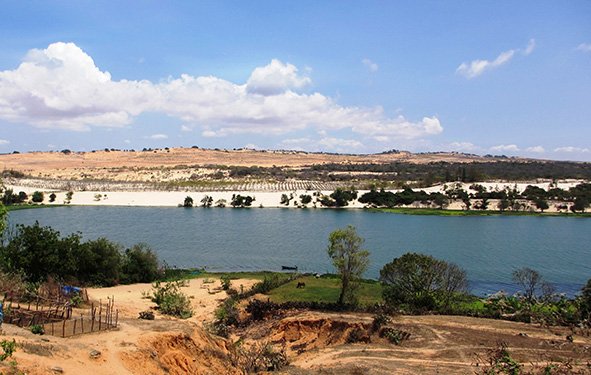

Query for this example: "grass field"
[266,275,383,305]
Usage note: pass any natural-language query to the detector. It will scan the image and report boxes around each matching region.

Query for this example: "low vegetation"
[150,280,193,319]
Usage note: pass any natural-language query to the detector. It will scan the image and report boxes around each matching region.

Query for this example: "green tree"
[0,222,81,283]
[299,194,312,205]
[122,243,161,283]
[200,195,213,207]
[533,198,549,212]
[327,225,369,305]
[380,252,468,311]
[0,202,6,235]
[183,196,193,207]
[76,237,123,286]
[32,191,44,203]
[49,193,57,202]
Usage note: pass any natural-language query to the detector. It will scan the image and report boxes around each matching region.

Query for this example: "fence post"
[80,315,84,333]
[115,310,118,327]
[62,319,66,338]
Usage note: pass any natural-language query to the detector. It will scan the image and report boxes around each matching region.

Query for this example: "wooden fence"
[3,297,118,338]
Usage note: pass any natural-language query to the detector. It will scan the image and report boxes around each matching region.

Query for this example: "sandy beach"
[5,180,585,212]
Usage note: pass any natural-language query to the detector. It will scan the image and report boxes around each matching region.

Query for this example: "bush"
[49,193,56,202]
[121,243,161,284]
[220,275,231,290]
[31,191,44,203]
[380,252,468,312]
[150,281,193,319]
[30,324,45,335]
[138,310,155,320]
[0,339,16,361]
[76,238,123,286]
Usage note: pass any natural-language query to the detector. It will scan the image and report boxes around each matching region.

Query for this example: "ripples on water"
[8,206,591,296]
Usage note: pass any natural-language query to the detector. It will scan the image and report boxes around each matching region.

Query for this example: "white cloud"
[448,141,478,152]
[362,58,378,72]
[456,40,534,79]
[554,146,590,153]
[281,137,364,153]
[0,42,442,143]
[243,143,258,149]
[149,133,168,140]
[0,139,10,145]
[123,139,131,144]
[576,43,591,53]
[180,125,192,132]
[490,144,519,152]
[523,39,536,55]
[525,145,544,153]
[245,59,311,95]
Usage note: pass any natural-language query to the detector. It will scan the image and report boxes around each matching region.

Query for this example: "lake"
[7,206,591,296]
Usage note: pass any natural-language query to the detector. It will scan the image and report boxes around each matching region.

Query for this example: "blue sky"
[0,1,590,160]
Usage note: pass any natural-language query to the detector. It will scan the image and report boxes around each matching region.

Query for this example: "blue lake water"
[7,207,591,296]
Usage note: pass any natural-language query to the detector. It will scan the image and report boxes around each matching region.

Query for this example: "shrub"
[245,299,281,321]
[0,339,16,361]
[380,252,468,312]
[49,193,56,202]
[150,281,193,319]
[122,243,161,284]
[31,191,44,203]
[220,275,231,290]
[138,310,155,320]
[30,324,45,335]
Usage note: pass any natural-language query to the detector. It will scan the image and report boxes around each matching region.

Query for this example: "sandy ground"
[1,277,590,374]
[1,276,257,375]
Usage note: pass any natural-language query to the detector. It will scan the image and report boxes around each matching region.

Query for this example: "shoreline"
[4,180,589,215]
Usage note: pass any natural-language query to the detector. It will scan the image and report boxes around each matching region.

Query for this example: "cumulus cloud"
[490,144,519,152]
[180,125,192,132]
[0,42,442,143]
[576,43,591,53]
[525,146,544,153]
[245,59,311,95]
[554,146,590,153]
[149,133,168,140]
[0,139,9,145]
[362,58,378,72]
[456,39,534,79]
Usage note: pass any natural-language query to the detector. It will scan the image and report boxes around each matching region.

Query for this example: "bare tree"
[512,267,542,303]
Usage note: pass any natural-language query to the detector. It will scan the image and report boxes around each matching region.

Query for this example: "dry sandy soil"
[0,148,500,183]
[1,277,589,375]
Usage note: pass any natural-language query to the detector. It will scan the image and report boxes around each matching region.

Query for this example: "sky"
[0,1,590,161]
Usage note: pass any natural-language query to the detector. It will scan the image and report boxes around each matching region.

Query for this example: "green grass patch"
[372,207,591,217]
[266,275,383,306]
[161,268,293,282]
[6,204,65,212]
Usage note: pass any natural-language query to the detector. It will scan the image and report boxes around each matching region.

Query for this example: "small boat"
[281,265,298,271]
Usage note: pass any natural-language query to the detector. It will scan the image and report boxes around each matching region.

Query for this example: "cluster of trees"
[0,222,162,287]
[357,182,591,212]
[308,160,591,184]
[327,226,591,325]
[359,188,449,209]
[319,187,358,207]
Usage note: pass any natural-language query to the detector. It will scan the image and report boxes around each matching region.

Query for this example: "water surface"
[8,207,591,296]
